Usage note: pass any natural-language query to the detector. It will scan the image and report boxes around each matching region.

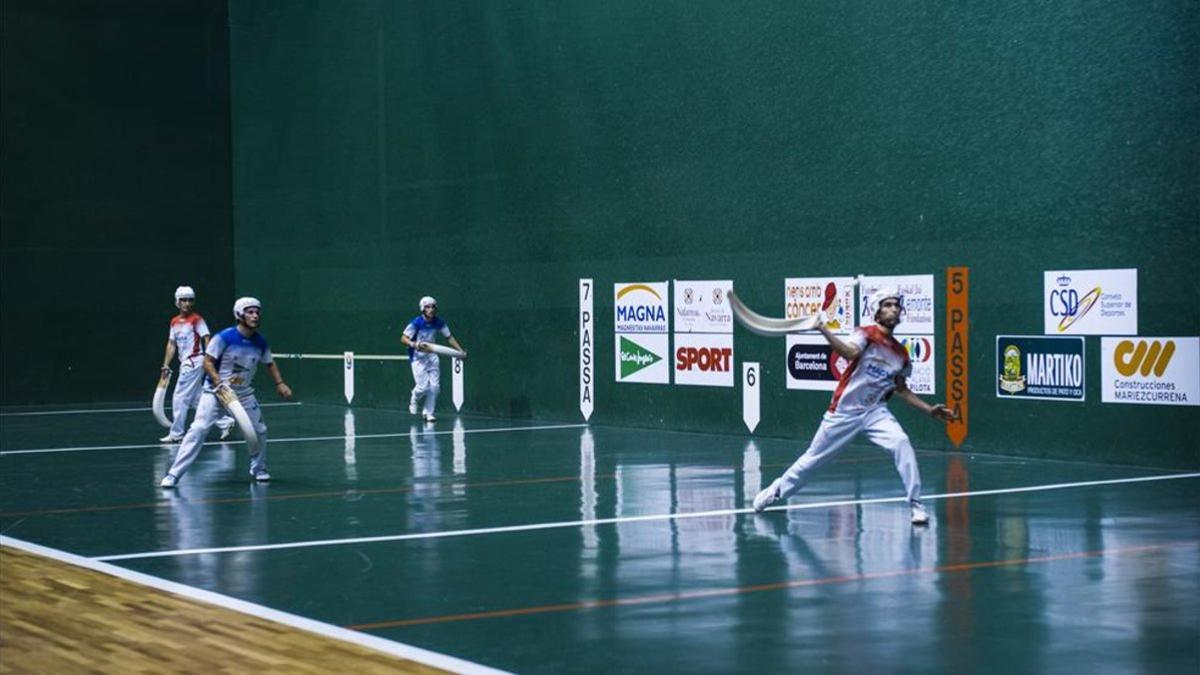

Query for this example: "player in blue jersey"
[401,296,467,422]
[160,297,293,487]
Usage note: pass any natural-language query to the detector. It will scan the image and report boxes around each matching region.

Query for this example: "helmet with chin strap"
[233,297,262,321]
[419,296,437,311]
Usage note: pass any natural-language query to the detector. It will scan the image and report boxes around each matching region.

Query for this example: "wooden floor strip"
[0,540,492,674]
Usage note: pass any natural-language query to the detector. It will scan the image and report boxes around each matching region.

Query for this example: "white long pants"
[170,361,234,437]
[167,391,268,480]
[770,406,923,505]
[410,356,441,415]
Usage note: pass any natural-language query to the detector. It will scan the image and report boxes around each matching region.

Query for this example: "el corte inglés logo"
[620,336,662,378]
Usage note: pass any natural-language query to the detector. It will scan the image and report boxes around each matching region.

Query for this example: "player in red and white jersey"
[159,286,233,442]
[753,287,957,524]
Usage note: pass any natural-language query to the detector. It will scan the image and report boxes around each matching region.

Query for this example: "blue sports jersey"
[204,327,273,397]
[403,315,451,358]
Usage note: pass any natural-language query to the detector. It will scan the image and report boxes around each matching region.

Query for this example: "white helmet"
[174,286,195,304]
[233,296,262,320]
[868,287,903,319]
[419,296,437,311]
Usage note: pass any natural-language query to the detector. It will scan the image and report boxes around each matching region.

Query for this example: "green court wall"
[7,2,1195,470]
[1,0,236,405]
[228,2,1197,468]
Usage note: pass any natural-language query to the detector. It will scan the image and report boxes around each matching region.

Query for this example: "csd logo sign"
[1044,269,1137,335]
[1050,286,1102,332]
[1113,340,1175,377]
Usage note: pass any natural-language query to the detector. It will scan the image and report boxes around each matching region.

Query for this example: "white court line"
[0,423,590,456]
[0,536,509,674]
[93,472,1200,562]
[0,402,302,417]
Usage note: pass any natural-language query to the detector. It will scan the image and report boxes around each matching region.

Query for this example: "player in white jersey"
[753,287,957,524]
[160,297,293,488]
[401,296,467,423]
[158,286,234,442]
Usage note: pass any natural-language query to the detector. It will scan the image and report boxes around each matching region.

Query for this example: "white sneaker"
[159,434,183,443]
[753,484,780,513]
[409,401,418,415]
[423,413,437,423]
[160,473,178,488]
[251,469,271,482]
[910,503,930,525]
[219,426,232,441]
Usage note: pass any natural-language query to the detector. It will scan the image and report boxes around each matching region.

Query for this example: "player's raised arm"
[817,316,862,361]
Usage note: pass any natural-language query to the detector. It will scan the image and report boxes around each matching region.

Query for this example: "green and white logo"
[620,336,662,378]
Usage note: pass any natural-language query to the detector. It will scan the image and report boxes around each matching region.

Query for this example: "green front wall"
[3,2,1195,467]
[1,0,235,404]
[228,1,1197,468]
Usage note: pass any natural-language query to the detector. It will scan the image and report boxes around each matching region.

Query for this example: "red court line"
[0,453,917,518]
[346,540,1199,630]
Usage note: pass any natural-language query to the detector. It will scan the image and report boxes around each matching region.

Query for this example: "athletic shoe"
[409,401,418,415]
[753,484,780,513]
[159,434,183,443]
[423,413,437,423]
[251,469,271,482]
[910,503,930,525]
[219,426,232,441]
[159,473,178,488]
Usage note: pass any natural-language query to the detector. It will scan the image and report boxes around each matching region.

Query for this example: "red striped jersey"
[828,325,911,414]
[168,314,210,363]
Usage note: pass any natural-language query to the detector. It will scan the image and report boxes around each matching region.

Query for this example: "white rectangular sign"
[897,336,936,395]
[673,333,735,387]
[673,280,733,333]
[615,333,670,384]
[1044,268,1137,335]
[1101,337,1198,406]
[859,274,935,335]
[614,282,669,333]
[743,362,760,433]
[580,279,594,420]
[343,351,354,404]
[452,357,464,411]
[784,276,857,334]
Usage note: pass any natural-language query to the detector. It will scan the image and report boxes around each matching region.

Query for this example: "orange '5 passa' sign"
[946,267,969,448]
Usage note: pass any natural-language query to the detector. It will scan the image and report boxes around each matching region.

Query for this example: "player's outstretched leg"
[862,407,928,524]
[754,412,862,512]
[161,392,220,487]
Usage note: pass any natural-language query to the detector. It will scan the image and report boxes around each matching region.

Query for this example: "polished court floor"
[1,402,1197,673]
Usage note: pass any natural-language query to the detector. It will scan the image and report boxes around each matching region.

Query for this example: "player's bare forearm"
[267,362,292,400]
[162,342,176,370]
[204,356,221,387]
[897,382,957,422]
[449,337,465,353]
[897,387,931,414]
